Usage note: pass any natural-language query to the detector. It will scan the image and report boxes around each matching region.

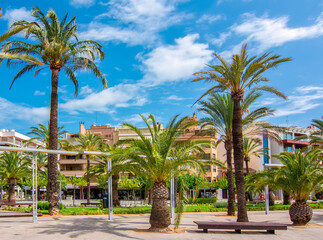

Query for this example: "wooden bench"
[80,202,101,207]
[194,221,287,234]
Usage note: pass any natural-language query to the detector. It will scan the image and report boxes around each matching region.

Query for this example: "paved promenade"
[0,210,323,240]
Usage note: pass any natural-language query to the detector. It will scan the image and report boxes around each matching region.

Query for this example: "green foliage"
[188,198,217,204]
[0,151,30,181]
[177,173,203,190]
[246,148,323,201]
[118,177,143,189]
[37,201,63,210]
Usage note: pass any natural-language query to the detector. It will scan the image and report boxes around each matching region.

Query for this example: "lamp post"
[58,180,64,202]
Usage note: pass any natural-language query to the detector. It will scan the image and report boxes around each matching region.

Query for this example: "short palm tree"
[109,114,208,231]
[198,92,273,216]
[27,122,66,148]
[0,7,107,215]
[246,148,323,225]
[76,178,87,200]
[193,44,291,222]
[0,152,30,203]
[74,132,103,204]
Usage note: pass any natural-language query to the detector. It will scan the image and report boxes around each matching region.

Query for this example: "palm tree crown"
[1,7,107,93]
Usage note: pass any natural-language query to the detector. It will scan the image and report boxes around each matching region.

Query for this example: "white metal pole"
[32,153,38,223]
[107,159,113,220]
[265,185,269,215]
[170,177,175,219]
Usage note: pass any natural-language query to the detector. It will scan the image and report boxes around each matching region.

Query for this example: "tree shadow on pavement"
[35,217,145,239]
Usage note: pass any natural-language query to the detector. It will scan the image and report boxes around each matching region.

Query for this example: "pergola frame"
[0,146,112,223]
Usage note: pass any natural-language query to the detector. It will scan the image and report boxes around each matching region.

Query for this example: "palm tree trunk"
[112,174,120,206]
[149,182,171,232]
[48,68,60,215]
[225,141,235,216]
[232,98,248,222]
[8,178,16,203]
[86,155,91,204]
[245,157,249,174]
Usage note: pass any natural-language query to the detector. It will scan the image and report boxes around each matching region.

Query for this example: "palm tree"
[198,92,273,216]
[27,122,66,148]
[109,114,208,231]
[192,44,291,222]
[0,177,7,200]
[242,138,264,174]
[309,117,323,145]
[74,132,103,204]
[246,148,323,225]
[0,152,30,203]
[0,7,107,215]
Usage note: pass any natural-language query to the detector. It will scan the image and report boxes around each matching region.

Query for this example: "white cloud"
[34,90,46,96]
[196,14,223,24]
[232,12,323,52]
[167,95,184,101]
[139,34,213,86]
[261,86,323,117]
[70,0,96,7]
[80,0,189,45]
[2,7,33,26]
[79,85,93,96]
[211,32,231,47]
[123,113,150,124]
[0,98,49,123]
[60,83,147,114]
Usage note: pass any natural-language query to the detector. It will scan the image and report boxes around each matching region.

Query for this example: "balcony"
[282,139,310,146]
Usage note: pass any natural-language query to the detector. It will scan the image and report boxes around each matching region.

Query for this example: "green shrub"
[37,201,63,210]
[214,202,228,208]
[188,198,217,204]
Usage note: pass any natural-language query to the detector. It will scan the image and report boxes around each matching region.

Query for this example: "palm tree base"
[289,200,313,225]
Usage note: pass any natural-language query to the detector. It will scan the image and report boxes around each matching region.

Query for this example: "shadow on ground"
[35,217,146,239]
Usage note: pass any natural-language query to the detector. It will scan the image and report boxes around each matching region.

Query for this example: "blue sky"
[0,0,322,135]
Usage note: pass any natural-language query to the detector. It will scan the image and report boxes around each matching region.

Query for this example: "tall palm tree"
[193,44,291,222]
[198,92,273,216]
[246,148,323,225]
[74,132,103,204]
[1,7,107,215]
[109,114,209,232]
[0,152,30,203]
[27,122,66,148]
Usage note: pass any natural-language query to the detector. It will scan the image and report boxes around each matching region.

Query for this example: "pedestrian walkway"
[0,210,322,239]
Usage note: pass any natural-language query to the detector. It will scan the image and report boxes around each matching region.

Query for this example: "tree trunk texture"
[232,98,248,222]
[225,141,235,216]
[149,182,171,232]
[86,155,91,204]
[48,68,60,216]
[245,157,249,174]
[112,174,120,206]
[8,178,16,203]
[289,200,313,225]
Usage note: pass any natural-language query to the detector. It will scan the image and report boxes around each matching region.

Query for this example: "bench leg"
[267,230,275,234]
[235,229,241,234]
[203,229,208,233]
